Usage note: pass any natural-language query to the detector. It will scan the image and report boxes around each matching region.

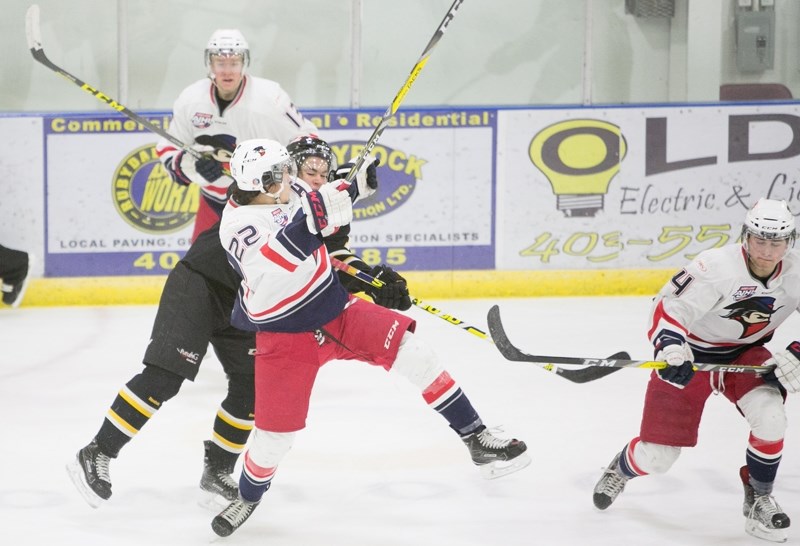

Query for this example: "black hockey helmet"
[287,135,338,181]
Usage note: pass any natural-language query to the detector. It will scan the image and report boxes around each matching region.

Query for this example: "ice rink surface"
[3,296,800,545]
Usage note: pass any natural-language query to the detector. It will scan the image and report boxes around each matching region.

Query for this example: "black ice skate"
[200,440,238,507]
[66,439,112,508]
[593,452,630,510]
[1,252,31,308]
[741,466,790,543]
[462,425,530,479]
[211,497,260,537]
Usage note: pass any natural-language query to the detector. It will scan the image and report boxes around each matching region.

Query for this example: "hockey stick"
[330,257,489,340]
[488,304,774,375]
[345,0,465,182]
[330,258,631,383]
[25,4,201,159]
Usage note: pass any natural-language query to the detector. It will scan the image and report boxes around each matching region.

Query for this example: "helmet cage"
[205,29,250,75]
[286,136,338,182]
[230,139,296,194]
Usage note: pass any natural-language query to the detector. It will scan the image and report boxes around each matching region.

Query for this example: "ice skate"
[199,440,238,508]
[211,497,259,537]
[462,425,530,479]
[742,466,790,543]
[66,439,112,508]
[593,452,629,510]
[2,253,32,308]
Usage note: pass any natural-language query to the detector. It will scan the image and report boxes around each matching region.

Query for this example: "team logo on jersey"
[271,207,289,227]
[529,119,628,218]
[721,296,781,338]
[112,144,199,233]
[329,140,422,220]
[196,134,236,176]
[191,112,213,129]
[732,285,757,300]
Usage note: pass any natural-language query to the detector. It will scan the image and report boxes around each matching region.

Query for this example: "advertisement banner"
[497,104,800,270]
[308,108,496,271]
[43,109,496,277]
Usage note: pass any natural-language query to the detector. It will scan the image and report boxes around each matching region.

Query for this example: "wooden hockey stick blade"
[487,305,773,376]
[25,5,201,159]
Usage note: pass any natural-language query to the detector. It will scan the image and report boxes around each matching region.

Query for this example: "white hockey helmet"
[205,29,250,73]
[229,139,296,194]
[742,198,796,250]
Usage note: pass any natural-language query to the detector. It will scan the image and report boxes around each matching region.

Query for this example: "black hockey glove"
[366,265,412,311]
[364,158,379,189]
[196,154,223,183]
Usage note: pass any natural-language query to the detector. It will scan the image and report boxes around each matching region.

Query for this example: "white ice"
[3,296,800,545]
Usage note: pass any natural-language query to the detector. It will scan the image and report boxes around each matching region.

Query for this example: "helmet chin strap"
[263,180,290,204]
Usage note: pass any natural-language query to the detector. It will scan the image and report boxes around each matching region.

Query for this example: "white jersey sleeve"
[219,192,348,333]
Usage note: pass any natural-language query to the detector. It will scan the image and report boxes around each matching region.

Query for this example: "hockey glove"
[175,151,219,186]
[366,265,412,310]
[196,154,224,183]
[764,342,800,393]
[655,342,695,388]
[301,182,353,237]
[333,156,379,201]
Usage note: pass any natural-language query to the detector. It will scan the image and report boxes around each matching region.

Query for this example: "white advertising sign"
[497,104,800,270]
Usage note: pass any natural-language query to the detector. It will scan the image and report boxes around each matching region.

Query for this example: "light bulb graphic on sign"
[529,119,627,217]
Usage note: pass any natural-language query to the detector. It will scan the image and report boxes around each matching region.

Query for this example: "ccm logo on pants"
[384,320,400,349]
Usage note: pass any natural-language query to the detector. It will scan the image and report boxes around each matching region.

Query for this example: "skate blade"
[479,453,532,480]
[197,489,234,511]
[65,460,104,509]
[745,519,788,543]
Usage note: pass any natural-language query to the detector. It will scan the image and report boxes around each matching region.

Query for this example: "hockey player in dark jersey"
[67,136,410,509]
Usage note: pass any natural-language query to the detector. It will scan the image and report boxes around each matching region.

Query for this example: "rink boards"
[3,101,800,304]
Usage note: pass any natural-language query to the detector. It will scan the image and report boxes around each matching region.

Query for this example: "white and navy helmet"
[229,139,296,193]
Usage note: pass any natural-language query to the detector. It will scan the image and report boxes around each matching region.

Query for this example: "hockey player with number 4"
[210,138,529,537]
[593,198,800,543]
[156,28,318,242]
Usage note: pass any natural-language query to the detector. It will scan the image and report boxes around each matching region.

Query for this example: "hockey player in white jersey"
[211,138,530,537]
[156,29,317,242]
[593,198,800,542]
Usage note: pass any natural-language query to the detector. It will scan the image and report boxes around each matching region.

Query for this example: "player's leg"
[593,370,710,509]
[728,347,790,541]
[67,365,185,507]
[328,298,529,479]
[201,326,256,504]
[190,197,222,242]
[67,264,214,507]
[212,331,319,537]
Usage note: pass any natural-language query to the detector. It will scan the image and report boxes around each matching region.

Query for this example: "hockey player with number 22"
[593,198,800,543]
[210,139,530,537]
[65,136,413,510]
